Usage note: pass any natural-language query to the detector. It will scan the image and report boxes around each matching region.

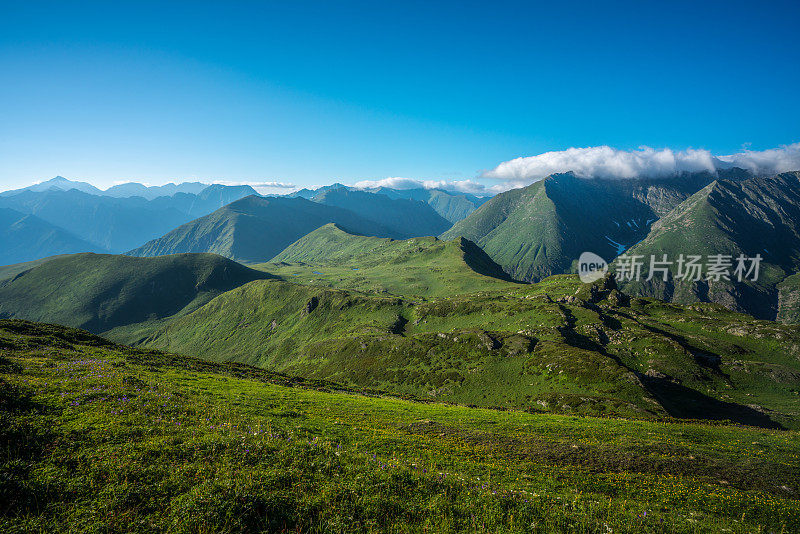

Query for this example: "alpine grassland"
[142,270,800,430]
[263,223,514,297]
[1,320,799,533]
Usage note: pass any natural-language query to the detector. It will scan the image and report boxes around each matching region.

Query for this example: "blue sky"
[1,0,799,192]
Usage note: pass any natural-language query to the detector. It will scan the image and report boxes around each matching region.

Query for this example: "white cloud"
[481,143,800,186]
[716,143,800,174]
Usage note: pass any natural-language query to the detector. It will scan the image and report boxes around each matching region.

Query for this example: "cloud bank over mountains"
[9,143,799,199]
[349,143,800,196]
[482,143,800,184]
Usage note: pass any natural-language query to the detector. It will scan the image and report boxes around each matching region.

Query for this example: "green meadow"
[2,320,799,533]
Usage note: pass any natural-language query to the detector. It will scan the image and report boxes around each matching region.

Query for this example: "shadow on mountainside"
[638,373,784,429]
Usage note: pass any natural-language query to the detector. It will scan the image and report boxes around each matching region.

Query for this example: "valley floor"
[1,321,799,533]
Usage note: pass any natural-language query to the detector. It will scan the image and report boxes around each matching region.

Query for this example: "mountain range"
[0,180,260,259]
[128,195,407,263]
[0,207,107,264]
[0,177,484,265]
[0,176,210,199]
[438,168,800,321]
[290,182,487,223]
[441,170,745,281]
[3,169,800,322]
[621,171,800,320]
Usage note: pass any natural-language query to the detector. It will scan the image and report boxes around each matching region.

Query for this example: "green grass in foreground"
[1,320,799,533]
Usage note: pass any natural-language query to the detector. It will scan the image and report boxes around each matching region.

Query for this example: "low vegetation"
[2,320,798,533]
[145,272,800,430]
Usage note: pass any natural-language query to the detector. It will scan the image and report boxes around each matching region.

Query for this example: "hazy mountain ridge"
[0,181,260,257]
[0,207,108,264]
[127,195,404,263]
[0,177,478,265]
[365,186,489,223]
[1,176,211,199]
[310,187,452,237]
[290,182,487,223]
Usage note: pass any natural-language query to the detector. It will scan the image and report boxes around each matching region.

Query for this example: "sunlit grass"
[1,321,799,532]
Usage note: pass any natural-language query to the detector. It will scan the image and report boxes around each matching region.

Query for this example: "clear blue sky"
[1,0,798,191]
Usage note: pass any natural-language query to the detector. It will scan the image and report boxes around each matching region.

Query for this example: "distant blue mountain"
[0,207,107,265]
[103,181,209,199]
[288,183,487,223]
[0,180,260,253]
[0,176,104,197]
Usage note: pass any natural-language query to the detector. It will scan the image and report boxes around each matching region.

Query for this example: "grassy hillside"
[0,253,270,343]
[264,223,514,297]
[311,187,452,237]
[2,233,798,429]
[143,273,800,429]
[0,207,106,265]
[2,319,799,533]
[128,195,401,263]
[441,172,724,282]
[0,255,66,282]
[622,172,800,321]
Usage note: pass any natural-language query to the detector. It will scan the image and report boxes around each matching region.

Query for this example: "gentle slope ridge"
[265,223,513,296]
[0,252,271,343]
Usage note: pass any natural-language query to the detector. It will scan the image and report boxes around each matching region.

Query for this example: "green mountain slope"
[441,171,726,281]
[0,207,107,264]
[265,223,513,296]
[622,172,800,321]
[0,252,270,342]
[3,221,799,428]
[128,195,400,263]
[143,273,800,429]
[311,187,452,237]
[0,255,67,282]
[4,320,799,533]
